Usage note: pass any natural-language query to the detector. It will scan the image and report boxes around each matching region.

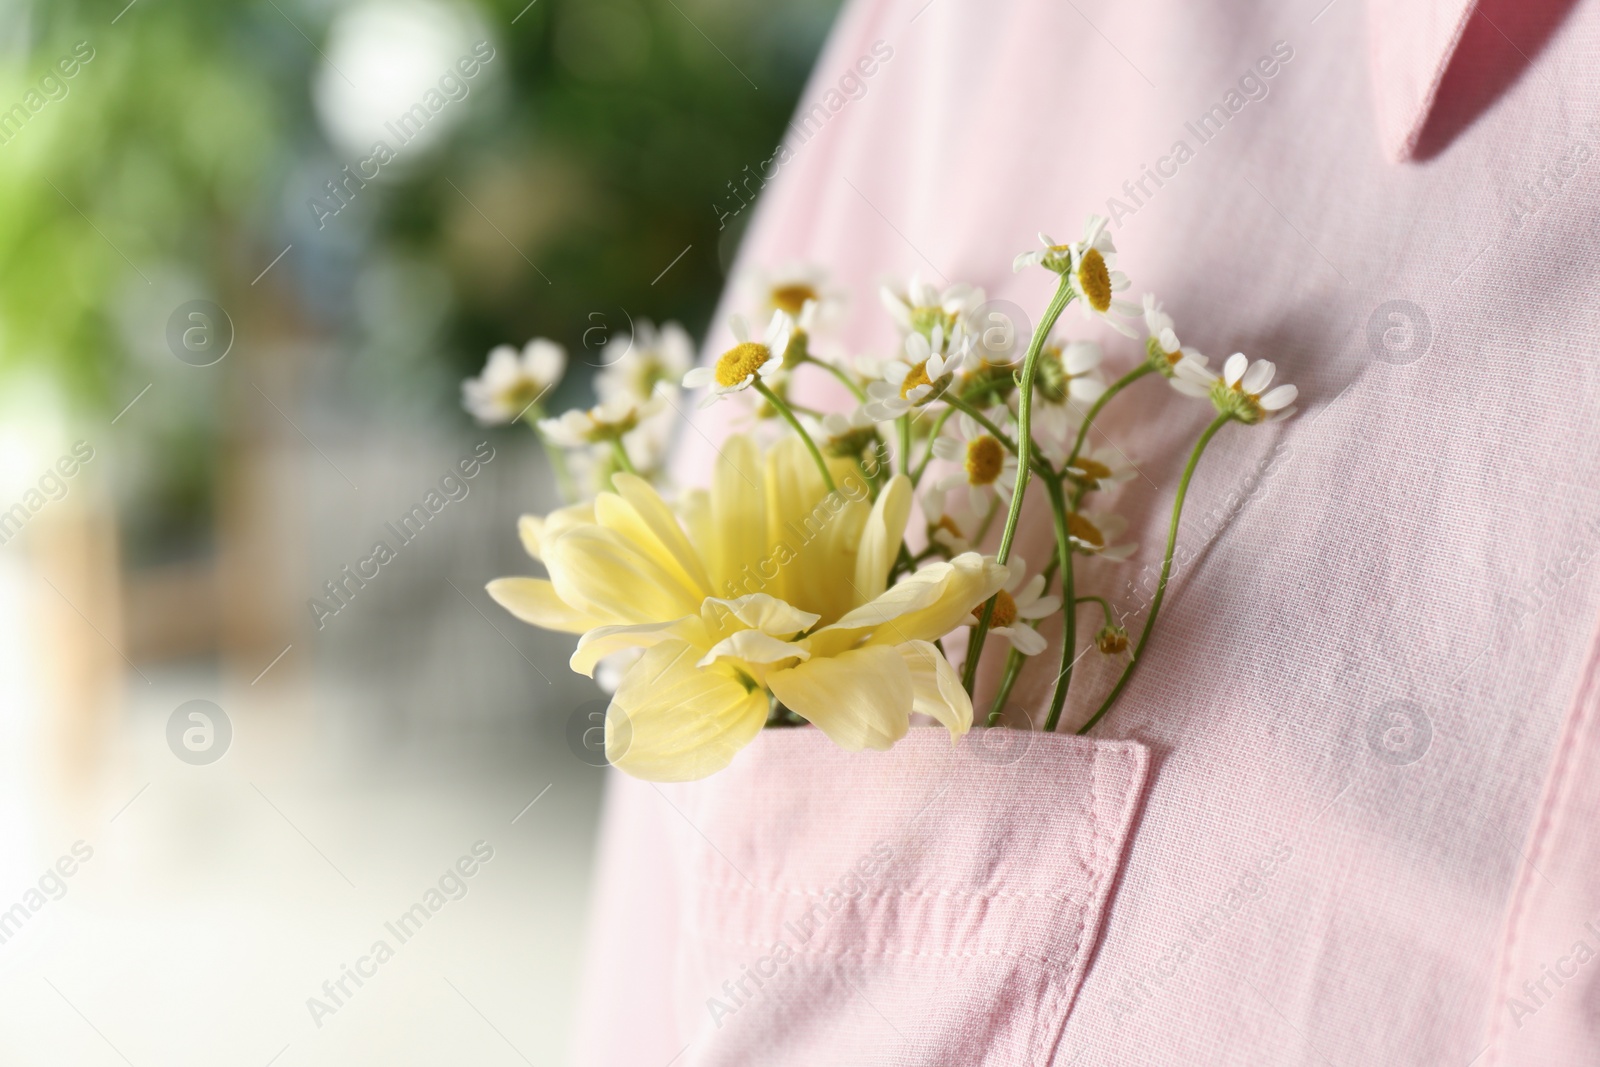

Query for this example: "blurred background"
[0,0,839,1061]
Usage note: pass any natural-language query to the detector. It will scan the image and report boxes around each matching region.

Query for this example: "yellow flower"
[488,434,1008,781]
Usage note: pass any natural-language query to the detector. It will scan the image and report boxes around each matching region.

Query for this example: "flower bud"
[1096,624,1129,656]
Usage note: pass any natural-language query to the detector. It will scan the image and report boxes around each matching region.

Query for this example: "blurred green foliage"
[0,0,840,560]
[0,1,287,405]
[0,0,839,405]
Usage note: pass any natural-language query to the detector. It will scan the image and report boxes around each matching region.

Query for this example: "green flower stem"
[985,646,1028,727]
[1077,412,1230,736]
[1042,475,1077,732]
[1066,363,1154,467]
[803,354,867,402]
[1076,595,1116,629]
[898,415,913,479]
[523,408,578,503]
[609,438,639,478]
[756,380,837,493]
[963,277,1075,694]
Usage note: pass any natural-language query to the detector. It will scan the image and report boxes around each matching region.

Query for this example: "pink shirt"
[573,0,1600,1062]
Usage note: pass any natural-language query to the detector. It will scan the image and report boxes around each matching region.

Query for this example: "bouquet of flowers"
[467,216,1296,781]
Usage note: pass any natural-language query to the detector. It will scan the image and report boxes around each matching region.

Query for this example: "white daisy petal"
[1223,353,1249,386]
[1240,359,1276,395]
[1020,595,1061,619]
[1008,626,1049,656]
[1260,384,1298,411]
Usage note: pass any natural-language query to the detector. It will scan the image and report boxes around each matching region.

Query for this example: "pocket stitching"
[1032,743,1142,1066]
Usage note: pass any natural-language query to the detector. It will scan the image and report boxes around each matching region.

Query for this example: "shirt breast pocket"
[664,727,1149,1066]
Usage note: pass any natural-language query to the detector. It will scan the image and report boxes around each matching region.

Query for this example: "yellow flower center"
[936,515,963,538]
[899,360,932,399]
[965,436,1004,485]
[715,342,770,388]
[1077,247,1112,312]
[973,589,1017,628]
[503,379,542,409]
[771,284,819,315]
[1067,513,1105,549]
[1074,458,1112,481]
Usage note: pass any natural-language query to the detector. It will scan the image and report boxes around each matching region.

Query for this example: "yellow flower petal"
[900,639,973,739]
[517,515,544,560]
[609,473,713,595]
[520,502,598,560]
[809,553,1006,653]
[700,593,819,638]
[711,434,766,595]
[594,493,707,602]
[486,577,598,634]
[767,645,912,751]
[607,642,768,781]
[698,628,810,671]
[545,526,705,625]
[680,489,713,572]
[853,474,912,601]
[571,616,703,677]
[861,552,1009,646]
[761,436,863,619]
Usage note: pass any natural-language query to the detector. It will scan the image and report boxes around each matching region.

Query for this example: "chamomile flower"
[538,396,663,448]
[863,330,954,421]
[970,557,1061,657]
[1067,216,1139,336]
[1033,338,1107,439]
[1141,295,1212,397]
[1209,353,1299,424]
[1011,230,1072,274]
[931,410,1019,513]
[462,339,567,424]
[595,320,694,406]
[1015,218,1139,337]
[880,275,985,349]
[1066,509,1137,561]
[743,263,847,330]
[1063,444,1137,492]
[682,312,792,406]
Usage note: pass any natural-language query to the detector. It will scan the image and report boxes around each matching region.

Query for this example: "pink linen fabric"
[1366,0,1479,160]
[574,731,1146,1065]
[572,0,1600,1062]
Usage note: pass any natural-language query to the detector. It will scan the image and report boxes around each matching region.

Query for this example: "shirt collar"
[1367,0,1480,160]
